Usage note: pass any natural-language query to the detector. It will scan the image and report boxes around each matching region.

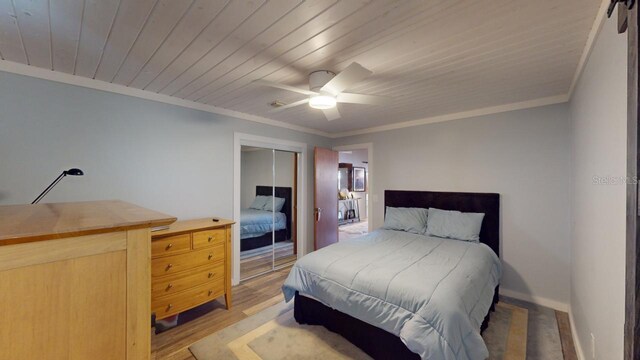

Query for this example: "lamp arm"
[31,172,66,204]
[34,176,65,203]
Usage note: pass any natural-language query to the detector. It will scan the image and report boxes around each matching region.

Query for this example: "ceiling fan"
[254,62,389,121]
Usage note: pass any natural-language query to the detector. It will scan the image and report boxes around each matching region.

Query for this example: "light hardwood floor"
[151,267,290,360]
[555,311,578,360]
[151,266,577,360]
[239,242,296,280]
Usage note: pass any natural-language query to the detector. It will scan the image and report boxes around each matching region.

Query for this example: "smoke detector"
[270,100,287,108]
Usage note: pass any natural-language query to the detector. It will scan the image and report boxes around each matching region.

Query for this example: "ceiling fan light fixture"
[309,94,336,109]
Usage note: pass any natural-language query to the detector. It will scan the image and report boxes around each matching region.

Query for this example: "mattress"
[282,229,501,360]
[240,208,286,240]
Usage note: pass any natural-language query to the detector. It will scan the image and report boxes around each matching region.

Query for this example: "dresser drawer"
[192,228,226,249]
[152,245,224,277]
[152,280,225,319]
[152,262,224,299]
[151,234,191,258]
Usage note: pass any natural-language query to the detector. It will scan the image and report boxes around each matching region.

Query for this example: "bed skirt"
[240,229,288,251]
[293,286,499,359]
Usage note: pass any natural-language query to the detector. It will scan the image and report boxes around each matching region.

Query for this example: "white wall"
[569,15,627,359]
[0,28,627,356]
[0,71,332,246]
[334,103,573,308]
[338,149,368,219]
[241,148,295,209]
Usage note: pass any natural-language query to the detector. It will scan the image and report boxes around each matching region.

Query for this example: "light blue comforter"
[282,229,501,359]
[240,208,286,239]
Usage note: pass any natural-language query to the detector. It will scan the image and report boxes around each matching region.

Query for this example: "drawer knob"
[166,283,173,290]
[167,304,173,310]
[208,290,213,296]
[166,243,173,250]
[166,263,173,270]
[208,236,214,242]
[208,272,213,278]
[208,253,213,260]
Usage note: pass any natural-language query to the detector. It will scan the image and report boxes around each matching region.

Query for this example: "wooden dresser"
[0,201,176,360]
[151,218,234,320]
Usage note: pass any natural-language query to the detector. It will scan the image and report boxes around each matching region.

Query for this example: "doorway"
[334,143,373,241]
[233,134,307,285]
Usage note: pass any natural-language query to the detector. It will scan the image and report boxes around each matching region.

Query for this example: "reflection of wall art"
[353,167,366,192]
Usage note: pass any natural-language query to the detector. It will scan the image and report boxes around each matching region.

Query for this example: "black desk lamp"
[31,168,84,204]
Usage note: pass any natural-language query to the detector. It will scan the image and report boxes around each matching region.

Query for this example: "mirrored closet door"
[240,146,298,281]
[273,150,297,269]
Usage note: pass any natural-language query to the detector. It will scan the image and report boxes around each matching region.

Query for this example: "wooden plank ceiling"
[0,0,601,134]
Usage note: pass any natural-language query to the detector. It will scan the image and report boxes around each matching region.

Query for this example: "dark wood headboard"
[256,186,292,240]
[384,190,500,257]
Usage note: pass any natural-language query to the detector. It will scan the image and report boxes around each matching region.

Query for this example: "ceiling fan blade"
[322,106,341,121]
[269,98,309,113]
[254,80,317,96]
[320,62,372,96]
[337,92,390,105]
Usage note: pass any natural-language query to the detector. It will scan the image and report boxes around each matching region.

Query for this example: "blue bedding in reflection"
[240,208,287,240]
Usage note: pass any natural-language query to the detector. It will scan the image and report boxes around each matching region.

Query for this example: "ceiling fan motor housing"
[309,70,336,92]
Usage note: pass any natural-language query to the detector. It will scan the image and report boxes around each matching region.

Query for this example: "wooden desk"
[0,200,176,360]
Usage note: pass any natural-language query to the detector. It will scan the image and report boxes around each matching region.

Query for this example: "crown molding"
[0,60,332,138]
[568,0,609,98]
[331,94,570,138]
[0,59,573,140]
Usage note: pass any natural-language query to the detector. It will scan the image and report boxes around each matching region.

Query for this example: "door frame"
[233,133,307,285]
[625,4,639,359]
[332,143,374,232]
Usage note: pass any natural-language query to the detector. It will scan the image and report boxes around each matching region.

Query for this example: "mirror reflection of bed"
[240,146,297,281]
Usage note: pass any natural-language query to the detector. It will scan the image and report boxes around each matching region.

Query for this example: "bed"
[282,190,501,359]
[240,186,292,251]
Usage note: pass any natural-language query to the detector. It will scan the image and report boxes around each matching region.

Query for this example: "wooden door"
[314,147,339,250]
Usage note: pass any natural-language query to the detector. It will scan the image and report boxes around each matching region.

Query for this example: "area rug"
[339,221,368,235]
[189,300,528,360]
[338,221,368,241]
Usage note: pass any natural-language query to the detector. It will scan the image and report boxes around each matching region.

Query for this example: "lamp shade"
[65,168,84,176]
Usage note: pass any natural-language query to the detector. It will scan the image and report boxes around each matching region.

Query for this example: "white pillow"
[249,196,270,210]
[261,196,286,212]
[381,207,428,234]
[426,208,485,242]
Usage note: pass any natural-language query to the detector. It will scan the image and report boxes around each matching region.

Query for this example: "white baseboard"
[568,308,586,360]
[500,288,569,312]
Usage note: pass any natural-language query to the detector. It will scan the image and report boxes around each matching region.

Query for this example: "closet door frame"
[625,4,639,359]
[233,133,307,286]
